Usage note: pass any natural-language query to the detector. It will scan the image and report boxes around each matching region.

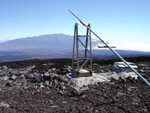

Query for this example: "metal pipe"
[68,10,150,87]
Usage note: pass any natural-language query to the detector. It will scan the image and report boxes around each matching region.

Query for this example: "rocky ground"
[0,59,149,113]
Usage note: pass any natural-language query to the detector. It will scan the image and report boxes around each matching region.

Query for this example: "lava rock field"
[0,59,149,113]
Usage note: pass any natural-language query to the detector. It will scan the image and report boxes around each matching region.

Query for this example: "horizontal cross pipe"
[78,35,87,37]
[68,9,150,87]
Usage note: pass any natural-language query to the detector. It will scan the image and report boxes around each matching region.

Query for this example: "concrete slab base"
[69,71,138,92]
[73,69,92,77]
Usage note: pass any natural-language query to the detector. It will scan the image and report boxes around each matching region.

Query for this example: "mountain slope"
[0,33,150,61]
[0,34,73,51]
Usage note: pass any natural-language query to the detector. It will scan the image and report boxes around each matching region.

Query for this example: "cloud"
[113,42,150,52]
[93,39,150,52]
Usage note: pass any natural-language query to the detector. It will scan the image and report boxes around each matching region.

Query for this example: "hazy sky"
[0,0,150,51]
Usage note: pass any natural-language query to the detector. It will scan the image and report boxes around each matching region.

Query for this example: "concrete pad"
[69,71,138,92]
[69,73,110,92]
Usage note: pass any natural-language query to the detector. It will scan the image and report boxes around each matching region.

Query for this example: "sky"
[0,0,150,51]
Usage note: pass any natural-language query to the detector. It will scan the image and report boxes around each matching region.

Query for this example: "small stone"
[52,68,56,71]
[49,100,54,104]
[40,83,44,88]
[43,73,51,81]
[11,75,17,80]
[11,70,19,75]
[2,66,8,70]
[23,86,28,90]
[45,81,50,86]
[116,92,126,97]
[0,102,10,108]
[20,74,25,78]
[50,105,59,108]
[2,76,9,81]
[62,101,67,104]
[44,72,49,76]
[142,108,147,112]
[62,86,66,90]
[25,74,34,79]
[5,82,12,87]
[0,69,3,73]
[95,110,99,113]
[26,65,35,72]
[33,73,42,83]
[81,94,87,98]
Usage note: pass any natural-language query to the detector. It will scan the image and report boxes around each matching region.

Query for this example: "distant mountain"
[0,33,150,61]
[0,34,73,51]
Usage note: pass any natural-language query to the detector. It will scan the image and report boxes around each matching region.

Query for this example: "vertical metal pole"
[72,23,76,69]
[88,24,93,73]
[75,23,79,71]
[72,22,93,76]
[85,26,88,58]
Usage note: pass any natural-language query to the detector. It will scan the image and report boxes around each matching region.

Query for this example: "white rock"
[40,83,44,88]
[45,81,50,86]
[11,75,17,80]
[0,102,10,108]
[119,72,138,79]
[2,66,8,70]
[62,101,67,104]
[2,76,9,81]
[20,74,25,78]
[70,73,110,92]
[44,72,50,76]
[69,71,138,92]
[50,105,59,108]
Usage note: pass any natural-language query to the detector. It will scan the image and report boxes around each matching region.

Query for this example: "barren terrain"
[0,59,149,113]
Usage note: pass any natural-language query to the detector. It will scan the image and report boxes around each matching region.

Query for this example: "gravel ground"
[0,59,149,113]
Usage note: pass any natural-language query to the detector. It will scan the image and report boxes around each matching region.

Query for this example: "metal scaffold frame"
[68,10,150,87]
[72,23,92,77]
